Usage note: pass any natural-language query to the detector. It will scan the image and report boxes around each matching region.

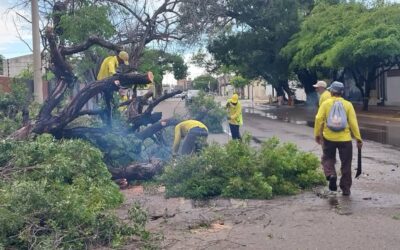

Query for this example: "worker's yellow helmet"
[231,93,239,104]
[118,51,129,65]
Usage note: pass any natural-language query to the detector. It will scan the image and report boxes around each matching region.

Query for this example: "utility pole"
[32,0,43,103]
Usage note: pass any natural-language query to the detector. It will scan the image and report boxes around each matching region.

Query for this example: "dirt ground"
[117,99,400,250]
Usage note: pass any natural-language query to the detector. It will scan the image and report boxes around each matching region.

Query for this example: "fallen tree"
[8,10,182,181]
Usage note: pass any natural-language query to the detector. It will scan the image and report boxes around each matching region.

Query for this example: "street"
[118,100,400,250]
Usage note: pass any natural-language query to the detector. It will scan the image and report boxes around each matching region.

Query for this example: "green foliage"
[208,0,312,86]
[77,130,143,168]
[283,2,400,75]
[192,74,218,92]
[186,91,226,133]
[160,136,325,199]
[59,5,115,43]
[0,135,149,249]
[0,117,21,138]
[0,70,36,138]
[0,80,30,114]
[282,2,365,71]
[138,49,188,84]
[229,75,248,89]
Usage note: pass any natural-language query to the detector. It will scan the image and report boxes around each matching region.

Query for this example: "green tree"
[283,1,400,110]
[192,75,218,92]
[207,0,313,98]
[229,75,248,97]
[282,2,364,104]
[137,49,188,96]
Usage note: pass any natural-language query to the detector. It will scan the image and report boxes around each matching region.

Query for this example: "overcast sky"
[0,0,32,58]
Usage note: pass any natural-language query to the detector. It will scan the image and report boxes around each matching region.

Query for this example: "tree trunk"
[296,69,318,106]
[108,159,163,181]
[363,72,375,111]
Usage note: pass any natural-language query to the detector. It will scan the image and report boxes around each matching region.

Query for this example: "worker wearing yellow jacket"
[97,51,129,80]
[172,120,208,155]
[226,93,243,140]
[314,81,363,196]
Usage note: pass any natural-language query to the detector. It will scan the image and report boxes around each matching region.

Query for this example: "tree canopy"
[283,1,400,109]
[207,0,313,95]
[192,74,218,92]
[138,49,188,84]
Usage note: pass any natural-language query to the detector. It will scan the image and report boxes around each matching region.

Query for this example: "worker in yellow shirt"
[313,80,331,107]
[314,81,363,196]
[314,80,331,174]
[97,51,130,80]
[226,93,243,140]
[170,120,208,155]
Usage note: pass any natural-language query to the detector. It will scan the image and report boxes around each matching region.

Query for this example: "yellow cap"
[231,93,239,104]
[118,51,129,65]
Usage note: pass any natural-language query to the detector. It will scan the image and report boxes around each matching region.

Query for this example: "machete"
[355,148,362,179]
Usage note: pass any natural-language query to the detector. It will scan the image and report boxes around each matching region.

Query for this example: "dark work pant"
[229,124,241,140]
[181,127,208,155]
[322,138,353,192]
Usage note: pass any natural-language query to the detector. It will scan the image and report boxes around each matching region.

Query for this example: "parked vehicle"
[185,90,200,104]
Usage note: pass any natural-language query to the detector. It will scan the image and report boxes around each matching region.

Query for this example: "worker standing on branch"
[226,93,243,140]
[97,51,130,80]
[170,120,208,156]
[314,81,363,196]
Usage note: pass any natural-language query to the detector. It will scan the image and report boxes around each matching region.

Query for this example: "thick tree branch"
[143,90,182,114]
[77,109,105,116]
[136,118,179,140]
[60,36,123,55]
[32,73,151,135]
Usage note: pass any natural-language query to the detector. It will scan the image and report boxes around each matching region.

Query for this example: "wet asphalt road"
[143,100,400,250]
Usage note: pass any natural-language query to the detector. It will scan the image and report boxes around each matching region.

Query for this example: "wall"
[0,76,11,92]
[386,76,400,105]
[386,69,400,106]
[2,54,34,77]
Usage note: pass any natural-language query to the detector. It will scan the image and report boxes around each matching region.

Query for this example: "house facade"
[344,68,400,106]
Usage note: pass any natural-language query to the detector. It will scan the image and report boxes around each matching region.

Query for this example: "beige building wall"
[244,80,269,100]
[2,54,34,77]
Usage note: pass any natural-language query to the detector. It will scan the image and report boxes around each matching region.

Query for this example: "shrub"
[186,91,226,133]
[0,135,149,249]
[160,136,325,199]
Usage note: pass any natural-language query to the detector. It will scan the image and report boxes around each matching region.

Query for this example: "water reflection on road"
[244,105,400,148]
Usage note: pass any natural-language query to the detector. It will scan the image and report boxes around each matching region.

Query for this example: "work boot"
[328,175,337,191]
[342,189,351,196]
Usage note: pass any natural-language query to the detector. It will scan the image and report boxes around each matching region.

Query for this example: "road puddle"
[244,106,400,147]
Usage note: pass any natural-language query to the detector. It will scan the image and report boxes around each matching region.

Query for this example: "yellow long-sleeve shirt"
[226,100,243,125]
[118,95,129,112]
[173,120,208,153]
[97,56,119,80]
[314,97,362,142]
[319,90,331,107]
